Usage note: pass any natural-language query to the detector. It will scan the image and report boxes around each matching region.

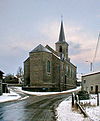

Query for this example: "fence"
[72,93,88,118]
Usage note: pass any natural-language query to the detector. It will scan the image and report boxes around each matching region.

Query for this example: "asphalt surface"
[0,89,71,121]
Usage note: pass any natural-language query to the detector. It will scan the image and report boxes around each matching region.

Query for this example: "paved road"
[0,89,71,121]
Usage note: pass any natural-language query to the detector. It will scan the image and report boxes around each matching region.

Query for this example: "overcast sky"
[0,0,100,75]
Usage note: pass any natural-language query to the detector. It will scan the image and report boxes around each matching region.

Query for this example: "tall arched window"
[65,75,67,84]
[47,60,50,73]
[59,46,62,52]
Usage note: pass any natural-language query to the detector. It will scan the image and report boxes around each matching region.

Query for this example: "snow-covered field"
[56,94,100,121]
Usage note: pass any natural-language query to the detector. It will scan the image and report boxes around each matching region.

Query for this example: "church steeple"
[55,19,69,60]
[59,20,65,42]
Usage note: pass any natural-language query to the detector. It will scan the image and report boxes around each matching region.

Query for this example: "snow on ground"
[0,90,21,103]
[0,88,30,103]
[56,97,86,121]
[56,94,100,121]
[80,94,100,121]
[0,86,81,103]
[86,106,100,121]
[0,86,99,121]
[15,86,81,96]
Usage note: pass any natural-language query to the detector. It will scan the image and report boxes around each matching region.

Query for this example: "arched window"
[66,65,68,73]
[66,47,68,53]
[47,60,50,73]
[65,75,67,84]
[59,46,62,52]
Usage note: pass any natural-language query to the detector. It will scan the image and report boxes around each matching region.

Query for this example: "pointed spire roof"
[30,44,51,53]
[59,20,65,42]
[56,20,68,44]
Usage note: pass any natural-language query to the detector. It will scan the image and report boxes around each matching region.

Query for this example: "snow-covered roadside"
[15,86,81,96]
[0,90,21,103]
[0,86,81,103]
[80,94,100,121]
[56,98,85,121]
[56,94,100,121]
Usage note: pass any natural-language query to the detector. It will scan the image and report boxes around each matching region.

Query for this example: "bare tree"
[16,66,23,78]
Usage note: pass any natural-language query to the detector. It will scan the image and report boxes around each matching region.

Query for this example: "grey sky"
[0,0,100,75]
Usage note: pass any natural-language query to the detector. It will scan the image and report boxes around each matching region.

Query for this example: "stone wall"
[42,52,52,86]
[52,54,61,89]
[24,58,30,86]
[29,52,53,88]
[24,46,77,91]
[55,42,68,60]
[29,52,43,86]
[65,61,77,88]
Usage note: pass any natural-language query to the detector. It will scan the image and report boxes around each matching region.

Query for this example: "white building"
[82,71,100,93]
[77,74,82,86]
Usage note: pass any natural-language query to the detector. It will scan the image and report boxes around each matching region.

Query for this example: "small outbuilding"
[82,71,100,93]
[0,70,4,80]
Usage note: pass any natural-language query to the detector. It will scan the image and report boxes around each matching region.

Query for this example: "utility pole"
[86,32,100,72]
[90,62,93,72]
[86,61,93,72]
[92,32,100,70]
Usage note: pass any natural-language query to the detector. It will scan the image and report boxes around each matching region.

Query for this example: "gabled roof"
[0,70,4,74]
[82,71,100,77]
[30,44,51,53]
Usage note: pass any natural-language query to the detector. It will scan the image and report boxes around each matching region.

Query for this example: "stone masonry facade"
[24,21,77,91]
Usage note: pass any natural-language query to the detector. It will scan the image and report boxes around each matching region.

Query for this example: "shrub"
[77,90,90,100]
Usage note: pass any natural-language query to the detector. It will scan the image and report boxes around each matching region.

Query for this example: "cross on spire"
[61,15,63,21]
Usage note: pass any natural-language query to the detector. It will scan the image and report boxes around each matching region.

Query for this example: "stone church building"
[24,21,77,91]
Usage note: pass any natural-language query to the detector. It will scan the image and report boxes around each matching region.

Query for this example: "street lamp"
[85,61,93,72]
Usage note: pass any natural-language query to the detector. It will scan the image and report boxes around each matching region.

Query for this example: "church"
[24,21,77,91]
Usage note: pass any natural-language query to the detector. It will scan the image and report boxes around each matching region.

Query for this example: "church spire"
[58,20,65,42]
[55,19,69,60]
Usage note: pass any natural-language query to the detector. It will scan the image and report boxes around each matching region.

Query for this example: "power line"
[92,32,100,70]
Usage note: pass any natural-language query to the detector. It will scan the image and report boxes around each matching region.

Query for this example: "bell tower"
[55,20,69,60]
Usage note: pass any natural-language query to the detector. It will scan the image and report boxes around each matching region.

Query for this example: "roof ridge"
[30,44,51,53]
